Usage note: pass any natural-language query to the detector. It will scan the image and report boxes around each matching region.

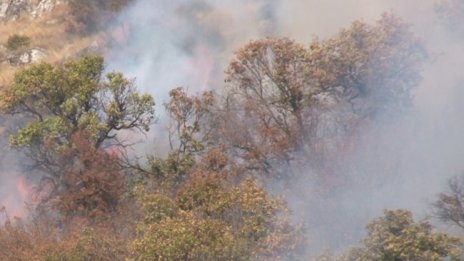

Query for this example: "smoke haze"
[104,0,464,256]
[0,0,462,258]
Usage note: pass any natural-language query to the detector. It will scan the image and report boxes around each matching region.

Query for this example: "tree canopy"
[0,56,155,170]
[131,163,304,261]
[0,56,155,220]
[348,209,462,261]
[433,174,464,229]
[213,14,426,177]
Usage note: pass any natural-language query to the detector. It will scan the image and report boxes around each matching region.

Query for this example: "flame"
[0,174,33,222]
[16,176,30,200]
[184,43,215,91]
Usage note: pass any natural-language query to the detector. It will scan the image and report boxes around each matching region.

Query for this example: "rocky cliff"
[0,0,113,84]
[0,0,60,21]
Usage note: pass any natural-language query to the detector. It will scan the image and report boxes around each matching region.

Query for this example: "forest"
[0,0,464,260]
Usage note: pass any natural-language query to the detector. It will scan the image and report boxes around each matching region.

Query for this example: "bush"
[6,34,31,51]
[348,209,463,261]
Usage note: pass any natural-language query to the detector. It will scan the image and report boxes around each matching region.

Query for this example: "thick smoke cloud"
[105,0,281,155]
[276,1,464,255]
[105,0,464,256]
[106,0,279,95]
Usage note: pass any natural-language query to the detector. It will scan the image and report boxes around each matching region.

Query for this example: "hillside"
[0,0,125,85]
[0,1,464,260]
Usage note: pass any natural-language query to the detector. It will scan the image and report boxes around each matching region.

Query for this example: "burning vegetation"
[0,0,463,260]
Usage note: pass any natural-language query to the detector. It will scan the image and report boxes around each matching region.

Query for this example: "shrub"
[6,34,31,51]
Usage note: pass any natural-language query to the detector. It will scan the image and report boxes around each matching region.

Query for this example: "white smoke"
[105,0,464,257]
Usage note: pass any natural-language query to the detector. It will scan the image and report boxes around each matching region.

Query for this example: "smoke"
[0,174,31,221]
[0,0,458,257]
[104,0,281,155]
[275,0,464,256]
[0,116,35,222]
[106,0,278,95]
[104,0,464,256]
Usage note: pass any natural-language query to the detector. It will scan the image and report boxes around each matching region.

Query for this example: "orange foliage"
[50,131,124,224]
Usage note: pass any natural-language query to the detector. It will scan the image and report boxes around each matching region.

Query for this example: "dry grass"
[0,2,106,86]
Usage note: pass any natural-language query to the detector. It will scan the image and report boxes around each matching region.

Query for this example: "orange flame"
[0,174,34,222]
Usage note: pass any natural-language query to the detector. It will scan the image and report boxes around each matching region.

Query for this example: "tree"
[52,131,125,223]
[308,13,426,118]
[215,14,426,177]
[347,209,462,261]
[130,150,305,261]
[142,87,215,185]
[223,37,312,174]
[165,87,214,156]
[432,174,464,229]
[0,55,155,213]
[0,55,155,166]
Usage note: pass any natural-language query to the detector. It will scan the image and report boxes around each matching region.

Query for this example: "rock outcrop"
[0,0,60,21]
[31,0,59,18]
[4,48,46,66]
[0,0,29,21]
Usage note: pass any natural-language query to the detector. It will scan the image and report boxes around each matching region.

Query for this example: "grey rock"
[31,0,60,18]
[0,0,60,21]
[7,48,46,66]
[0,0,30,21]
